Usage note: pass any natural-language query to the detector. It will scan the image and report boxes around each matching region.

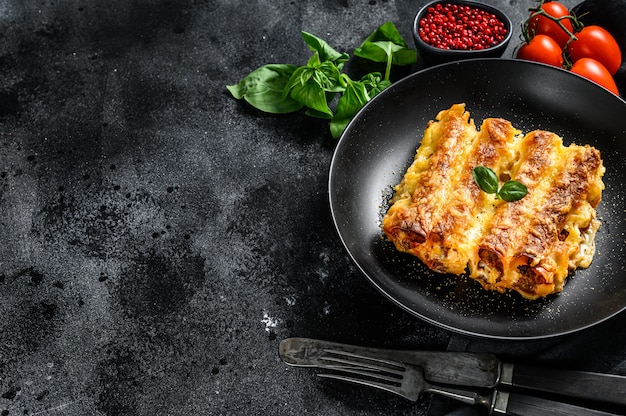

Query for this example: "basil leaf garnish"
[472,166,528,202]
[472,166,499,194]
[498,180,528,202]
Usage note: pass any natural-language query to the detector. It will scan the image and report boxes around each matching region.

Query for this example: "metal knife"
[490,391,621,416]
[279,337,626,408]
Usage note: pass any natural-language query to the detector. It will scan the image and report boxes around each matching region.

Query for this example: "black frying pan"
[328,58,626,340]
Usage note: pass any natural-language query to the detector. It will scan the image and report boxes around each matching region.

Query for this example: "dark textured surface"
[0,1,624,415]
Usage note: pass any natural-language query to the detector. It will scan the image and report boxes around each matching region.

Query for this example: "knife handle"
[492,391,622,416]
[500,363,626,408]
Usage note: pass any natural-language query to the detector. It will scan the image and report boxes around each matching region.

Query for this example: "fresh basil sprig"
[226,22,416,139]
[472,166,528,202]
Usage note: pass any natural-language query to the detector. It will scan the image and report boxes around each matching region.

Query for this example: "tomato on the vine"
[527,1,573,48]
[567,25,622,75]
[571,58,619,95]
[515,34,564,67]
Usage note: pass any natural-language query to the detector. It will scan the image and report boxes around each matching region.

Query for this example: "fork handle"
[492,391,622,416]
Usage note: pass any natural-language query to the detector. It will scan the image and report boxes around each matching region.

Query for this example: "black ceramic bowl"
[413,0,512,65]
[329,58,626,340]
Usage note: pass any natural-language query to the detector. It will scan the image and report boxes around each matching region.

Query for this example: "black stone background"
[0,1,624,415]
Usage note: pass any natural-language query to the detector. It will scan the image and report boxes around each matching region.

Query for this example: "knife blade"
[491,391,621,416]
[279,337,626,409]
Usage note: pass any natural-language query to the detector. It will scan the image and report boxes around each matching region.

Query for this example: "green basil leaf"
[301,31,350,66]
[317,61,345,93]
[330,77,371,138]
[282,55,341,118]
[498,181,528,202]
[354,22,417,81]
[284,65,310,96]
[306,51,322,67]
[354,21,417,67]
[283,66,308,100]
[360,72,391,95]
[354,41,394,64]
[288,79,333,118]
[289,54,343,93]
[360,21,408,47]
[226,64,303,114]
[389,46,418,66]
[472,166,499,194]
[355,40,416,66]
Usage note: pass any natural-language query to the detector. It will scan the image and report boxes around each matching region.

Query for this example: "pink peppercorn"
[419,3,508,50]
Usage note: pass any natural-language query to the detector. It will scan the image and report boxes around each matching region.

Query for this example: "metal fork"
[317,348,493,408]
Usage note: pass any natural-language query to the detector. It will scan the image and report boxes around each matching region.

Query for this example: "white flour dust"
[261,310,279,332]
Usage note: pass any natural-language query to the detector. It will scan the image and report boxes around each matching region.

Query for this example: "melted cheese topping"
[382,104,605,300]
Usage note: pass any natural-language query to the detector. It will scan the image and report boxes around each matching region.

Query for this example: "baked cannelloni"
[382,104,605,299]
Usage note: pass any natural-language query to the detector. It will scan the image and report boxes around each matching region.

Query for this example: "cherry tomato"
[571,58,619,95]
[567,25,622,75]
[527,1,573,48]
[515,34,564,67]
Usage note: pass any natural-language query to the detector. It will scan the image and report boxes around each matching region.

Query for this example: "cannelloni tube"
[470,130,564,296]
[510,145,603,295]
[383,104,478,273]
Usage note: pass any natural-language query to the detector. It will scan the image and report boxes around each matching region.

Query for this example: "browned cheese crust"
[381,104,605,299]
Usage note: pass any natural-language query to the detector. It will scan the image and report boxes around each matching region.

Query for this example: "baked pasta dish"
[381,104,605,300]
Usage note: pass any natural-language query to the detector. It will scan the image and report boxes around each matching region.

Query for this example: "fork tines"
[320,349,405,373]
[316,349,413,395]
